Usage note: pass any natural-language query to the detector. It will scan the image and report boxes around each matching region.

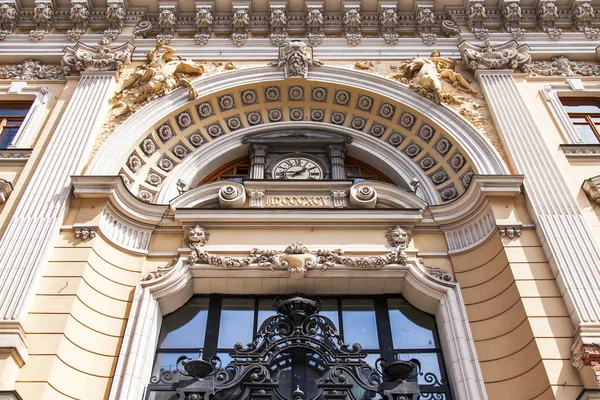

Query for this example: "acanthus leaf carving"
[0,59,65,80]
[66,1,89,42]
[343,6,362,45]
[184,225,412,277]
[0,2,17,41]
[459,39,531,72]
[418,258,454,282]
[416,5,437,45]
[61,37,134,75]
[306,6,324,45]
[195,6,213,45]
[30,0,53,42]
[466,0,489,39]
[104,0,126,41]
[526,56,600,76]
[537,0,562,39]
[269,40,323,79]
[269,6,288,46]
[380,6,399,45]
[231,7,250,46]
[133,20,153,39]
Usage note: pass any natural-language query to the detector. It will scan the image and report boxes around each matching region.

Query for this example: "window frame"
[559,98,600,144]
[147,294,453,400]
[541,82,600,145]
[0,85,50,149]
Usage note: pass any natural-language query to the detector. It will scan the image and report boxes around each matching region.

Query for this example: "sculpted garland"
[185,225,410,276]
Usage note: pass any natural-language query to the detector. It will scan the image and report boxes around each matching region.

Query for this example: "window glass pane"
[257,298,277,328]
[152,351,199,382]
[0,108,30,117]
[564,104,600,113]
[320,299,339,330]
[0,128,18,148]
[396,352,444,385]
[158,298,209,349]
[574,124,599,144]
[388,298,437,349]
[218,298,255,348]
[341,299,379,349]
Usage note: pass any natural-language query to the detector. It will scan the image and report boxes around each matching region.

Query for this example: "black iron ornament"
[172,295,421,400]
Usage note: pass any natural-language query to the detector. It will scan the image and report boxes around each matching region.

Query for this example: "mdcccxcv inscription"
[265,195,330,207]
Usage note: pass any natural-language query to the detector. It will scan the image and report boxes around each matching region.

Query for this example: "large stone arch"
[87,66,508,205]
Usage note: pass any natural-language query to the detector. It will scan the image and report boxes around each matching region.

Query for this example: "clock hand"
[290,167,307,177]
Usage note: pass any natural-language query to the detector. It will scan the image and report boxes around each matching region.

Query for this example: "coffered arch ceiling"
[88,67,508,205]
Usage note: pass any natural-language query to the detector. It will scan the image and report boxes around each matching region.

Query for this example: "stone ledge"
[561,144,600,160]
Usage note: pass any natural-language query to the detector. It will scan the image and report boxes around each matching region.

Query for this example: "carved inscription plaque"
[265,195,330,208]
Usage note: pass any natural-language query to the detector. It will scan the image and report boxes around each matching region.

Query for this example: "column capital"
[61,37,134,77]
[458,39,531,73]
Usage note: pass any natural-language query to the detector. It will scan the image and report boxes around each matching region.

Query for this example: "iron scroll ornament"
[173,296,421,400]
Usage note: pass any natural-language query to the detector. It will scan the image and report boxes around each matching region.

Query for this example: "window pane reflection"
[152,352,198,381]
[218,298,255,348]
[342,299,379,349]
[320,299,339,329]
[158,298,209,349]
[388,298,436,349]
[257,298,276,328]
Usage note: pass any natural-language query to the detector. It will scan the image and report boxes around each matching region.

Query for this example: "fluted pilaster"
[477,70,600,328]
[0,72,116,323]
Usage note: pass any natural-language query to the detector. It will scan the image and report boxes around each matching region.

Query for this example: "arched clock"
[270,155,325,180]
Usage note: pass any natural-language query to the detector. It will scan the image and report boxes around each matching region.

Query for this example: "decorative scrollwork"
[184,225,412,274]
[170,296,421,400]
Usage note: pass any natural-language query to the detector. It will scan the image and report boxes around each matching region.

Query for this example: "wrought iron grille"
[147,295,453,400]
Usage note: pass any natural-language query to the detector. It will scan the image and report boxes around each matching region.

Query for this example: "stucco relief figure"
[344,7,362,45]
[195,7,213,45]
[112,43,205,110]
[306,7,324,45]
[104,1,126,41]
[573,1,600,39]
[232,8,250,46]
[503,1,525,39]
[67,2,89,41]
[537,0,562,39]
[0,3,17,40]
[270,40,323,79]
[430,51,476,93]
[269,8,288,45]
[30,2,53,41]
[416,7,437,45]
[402,56,443,104]
[466,1,489,39]
[380,8,399,45]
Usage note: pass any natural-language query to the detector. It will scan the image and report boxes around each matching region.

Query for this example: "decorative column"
[249,144,269,179]
[327,144,345,180]
[460,40,600,387]
[0,40,132,390]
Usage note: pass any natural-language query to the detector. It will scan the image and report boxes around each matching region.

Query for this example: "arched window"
[200,157,394,185]
[148,295,452,400]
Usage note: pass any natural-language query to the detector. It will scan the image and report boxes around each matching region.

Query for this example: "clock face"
[272,157,324,180]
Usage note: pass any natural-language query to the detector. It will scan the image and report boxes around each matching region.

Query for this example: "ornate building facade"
[0,0,599,399]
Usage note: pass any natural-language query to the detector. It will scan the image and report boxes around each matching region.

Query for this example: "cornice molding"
[1,35,600,64]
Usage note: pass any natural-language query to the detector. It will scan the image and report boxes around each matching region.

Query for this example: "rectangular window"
[560,98,600,144]
[148,295,453,400]
[0,101,33,148]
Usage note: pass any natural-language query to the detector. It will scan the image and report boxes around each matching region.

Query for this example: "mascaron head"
[386,226,410,247]
[186,225,209,246]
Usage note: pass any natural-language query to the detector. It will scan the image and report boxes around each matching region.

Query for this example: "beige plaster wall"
[15,231,143,399]
[451,193,583,399]
[514,77,600,248]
